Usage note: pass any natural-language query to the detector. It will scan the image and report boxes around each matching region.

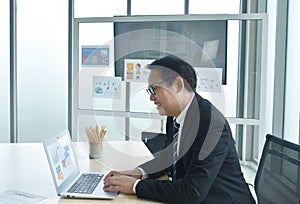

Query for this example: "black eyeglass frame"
[146,78,175,96]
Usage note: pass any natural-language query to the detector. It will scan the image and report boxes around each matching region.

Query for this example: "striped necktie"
[172,120,180,180]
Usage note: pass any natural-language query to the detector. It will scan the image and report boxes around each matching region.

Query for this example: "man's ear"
[174,77,184,93]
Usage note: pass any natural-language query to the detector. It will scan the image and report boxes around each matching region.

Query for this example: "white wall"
[284,0,300,143]
[17,0,68,142]
[0,0,10,142]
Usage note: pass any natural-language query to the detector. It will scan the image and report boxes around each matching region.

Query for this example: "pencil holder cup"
[89,142,103,159]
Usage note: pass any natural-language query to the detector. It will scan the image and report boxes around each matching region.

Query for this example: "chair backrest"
[254,134,300,204]
[141,132,167,155]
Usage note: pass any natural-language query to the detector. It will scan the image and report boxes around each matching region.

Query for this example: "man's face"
[147,69,180,116]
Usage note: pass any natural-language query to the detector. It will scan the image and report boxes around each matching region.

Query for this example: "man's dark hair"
[149,55,197,92]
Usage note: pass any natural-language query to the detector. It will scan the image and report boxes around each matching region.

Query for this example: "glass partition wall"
[72,14,268,163]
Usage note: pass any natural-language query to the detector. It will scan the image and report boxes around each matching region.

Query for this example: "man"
[103,55,255,203]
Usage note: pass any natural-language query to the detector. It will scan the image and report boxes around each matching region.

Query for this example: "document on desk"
[0,190,46,204]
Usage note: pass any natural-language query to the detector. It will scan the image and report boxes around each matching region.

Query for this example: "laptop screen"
[45,133,77,187]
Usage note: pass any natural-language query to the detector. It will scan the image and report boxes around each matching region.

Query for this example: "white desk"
[0,141,160,203]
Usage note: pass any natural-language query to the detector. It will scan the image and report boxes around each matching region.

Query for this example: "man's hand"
[103,175,138,194]
[103,169,142,181]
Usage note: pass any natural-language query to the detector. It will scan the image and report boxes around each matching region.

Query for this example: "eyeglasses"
[146,79,173,96]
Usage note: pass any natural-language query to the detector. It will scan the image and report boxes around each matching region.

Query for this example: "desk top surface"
[0,141,160,203]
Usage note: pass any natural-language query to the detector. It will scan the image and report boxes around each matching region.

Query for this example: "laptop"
[43,130,117,199]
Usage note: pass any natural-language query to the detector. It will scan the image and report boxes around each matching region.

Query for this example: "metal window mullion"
[10,0,17,143]
[272,0,288,139]
[124,0,131,140]
[68,0,74,139]
[241,18,251,162]
[73,14,268,24]
[184,0,189,15]
[125,83,130,141]
[258,14,268,158]
[127,0,131,16]
[236,0,248,159]
[72,21,79,141]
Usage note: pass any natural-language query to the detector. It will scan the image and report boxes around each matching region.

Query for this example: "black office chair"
[254,134,300,204]
[141,132,167,155]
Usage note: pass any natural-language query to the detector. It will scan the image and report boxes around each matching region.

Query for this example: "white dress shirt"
[133,93,195,193]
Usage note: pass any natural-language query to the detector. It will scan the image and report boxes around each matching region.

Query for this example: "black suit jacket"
[136,93,255,204]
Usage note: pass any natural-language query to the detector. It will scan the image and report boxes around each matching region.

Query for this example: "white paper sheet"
[0,190,46,204]
[195,67,222,93]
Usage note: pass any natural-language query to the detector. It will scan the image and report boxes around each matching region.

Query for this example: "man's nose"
[149,94,156,101]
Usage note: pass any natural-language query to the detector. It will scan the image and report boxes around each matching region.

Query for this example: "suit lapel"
[178,95,201,159]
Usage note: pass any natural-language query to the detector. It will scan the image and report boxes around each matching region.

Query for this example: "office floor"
[241,164,257,201]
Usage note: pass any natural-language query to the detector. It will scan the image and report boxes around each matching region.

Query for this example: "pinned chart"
[93,76,121,98]
[124,59,154,82]
[195,67,222,93]
[82,45,109,66]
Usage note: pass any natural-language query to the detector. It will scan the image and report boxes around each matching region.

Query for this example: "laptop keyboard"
[67,173,104,194]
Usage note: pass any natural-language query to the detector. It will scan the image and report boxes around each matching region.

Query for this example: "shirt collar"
[175,93,195,125]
